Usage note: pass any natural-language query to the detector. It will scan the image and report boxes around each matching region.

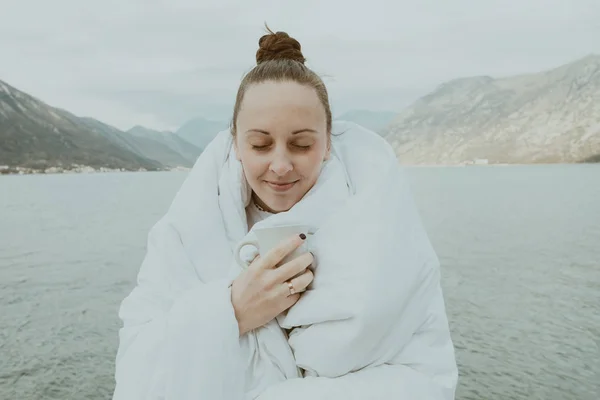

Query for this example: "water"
[1,165,599,399]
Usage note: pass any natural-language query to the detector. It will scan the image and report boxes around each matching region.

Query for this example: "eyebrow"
[245,128,318,135]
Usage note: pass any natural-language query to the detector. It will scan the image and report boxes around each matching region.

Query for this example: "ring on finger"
[287,280,296,296]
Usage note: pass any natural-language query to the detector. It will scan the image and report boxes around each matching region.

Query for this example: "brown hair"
[230,25,332,137]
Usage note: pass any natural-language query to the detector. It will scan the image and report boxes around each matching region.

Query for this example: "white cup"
[234,224,311,269]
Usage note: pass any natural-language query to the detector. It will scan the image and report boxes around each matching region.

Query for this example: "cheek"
[296,152,324,179]
[240,154,267,180]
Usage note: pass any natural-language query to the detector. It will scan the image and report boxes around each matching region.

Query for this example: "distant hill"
[72,118,199,168]
[127,125,201,167]
[335,110,397,134]
[382,54,600,165]
[76,117,193,168]
[0,79,198,173]
[0,80,161,172]
[582,154,600,163]
[175,117,229,150]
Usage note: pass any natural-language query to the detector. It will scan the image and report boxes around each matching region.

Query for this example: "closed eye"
[293,144,311,150]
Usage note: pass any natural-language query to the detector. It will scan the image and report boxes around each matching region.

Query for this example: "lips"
[265,180,298,192]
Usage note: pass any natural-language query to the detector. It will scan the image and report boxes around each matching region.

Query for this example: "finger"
[258,233,307,270]
[246,254,260,271]
[290,269,314,293]
[281,293,301,311]
[273,252,314,283]
[280,269,314,298]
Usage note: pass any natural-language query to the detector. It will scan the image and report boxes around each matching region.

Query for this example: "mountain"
[127,125,201,167]
[0,79,204,173]
[70,117,198,169]
[335,110,397,134]
[175,117,229,150]
[382,54,600,165]
[0,79,163,172]
[583,154,600,163]
[74,119,200,168]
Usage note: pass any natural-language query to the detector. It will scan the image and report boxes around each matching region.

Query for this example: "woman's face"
[235,80,330,213]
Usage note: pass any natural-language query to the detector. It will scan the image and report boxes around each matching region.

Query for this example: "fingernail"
[299,233,306,240]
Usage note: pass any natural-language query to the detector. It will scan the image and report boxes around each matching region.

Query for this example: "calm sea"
[1,165,599,399]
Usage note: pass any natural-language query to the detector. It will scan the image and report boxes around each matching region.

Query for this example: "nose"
[269,151,293,177]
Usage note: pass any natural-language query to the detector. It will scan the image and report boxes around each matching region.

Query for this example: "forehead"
[237,81,326,131]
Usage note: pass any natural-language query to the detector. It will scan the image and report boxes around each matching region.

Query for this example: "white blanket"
[112,121,458,400]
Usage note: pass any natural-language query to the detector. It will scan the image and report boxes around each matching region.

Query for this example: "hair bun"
[256,27,306,65]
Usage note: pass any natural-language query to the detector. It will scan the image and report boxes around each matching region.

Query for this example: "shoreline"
[0,165,191,176]
[1,163,597,176]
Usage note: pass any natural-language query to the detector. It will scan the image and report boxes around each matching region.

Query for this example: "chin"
[254,189,300,213]
[264,197,297,212]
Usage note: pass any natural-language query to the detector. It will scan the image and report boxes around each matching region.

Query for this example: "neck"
[252,192,277,214]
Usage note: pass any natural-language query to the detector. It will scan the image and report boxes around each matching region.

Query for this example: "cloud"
[1,0,599,130]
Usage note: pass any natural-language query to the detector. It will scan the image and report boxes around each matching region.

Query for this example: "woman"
[112,27,458,400]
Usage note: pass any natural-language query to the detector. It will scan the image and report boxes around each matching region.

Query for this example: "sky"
[1,0,599,131]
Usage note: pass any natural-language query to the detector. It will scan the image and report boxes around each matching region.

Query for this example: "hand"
[231,234,314,336]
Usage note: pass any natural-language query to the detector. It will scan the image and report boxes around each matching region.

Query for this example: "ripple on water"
[1,166,599,399]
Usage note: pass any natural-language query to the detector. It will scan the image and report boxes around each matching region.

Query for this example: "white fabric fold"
[112,121,458,400]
